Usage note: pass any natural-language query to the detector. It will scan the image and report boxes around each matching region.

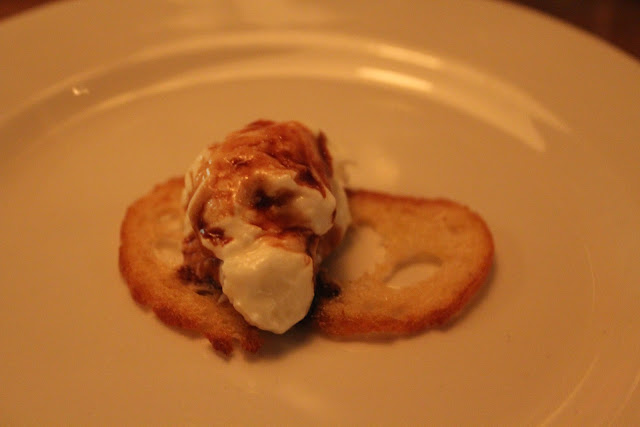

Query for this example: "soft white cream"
[193,172,337,333]
[220,239,314,334]
[182,121,351,334]
[330,175,351,239]
[247,171,336,235]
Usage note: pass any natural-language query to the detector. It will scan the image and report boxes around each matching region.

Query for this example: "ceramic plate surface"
[1,1,639,424]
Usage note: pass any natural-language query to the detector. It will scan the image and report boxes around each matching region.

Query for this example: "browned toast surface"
[119,179,493,354]
[312,189,494,337]
[119,177,262,355]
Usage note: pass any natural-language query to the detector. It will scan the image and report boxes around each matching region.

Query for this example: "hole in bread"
[153,237,182,267]
[157,209,182,233]
[385,255,442,290]
[322,224,387,283]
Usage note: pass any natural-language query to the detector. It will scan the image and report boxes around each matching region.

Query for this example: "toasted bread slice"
[119,180,493,354]
[119,177,262,355]
[312,189,494,337]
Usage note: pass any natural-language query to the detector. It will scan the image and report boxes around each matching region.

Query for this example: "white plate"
[1,1,639,424]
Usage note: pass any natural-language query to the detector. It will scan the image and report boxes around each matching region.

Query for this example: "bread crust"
[119,180,493,354]
[118,177,262,355]
[311,189,494,337]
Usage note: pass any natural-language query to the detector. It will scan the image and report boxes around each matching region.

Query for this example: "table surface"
[1,0,639,60]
